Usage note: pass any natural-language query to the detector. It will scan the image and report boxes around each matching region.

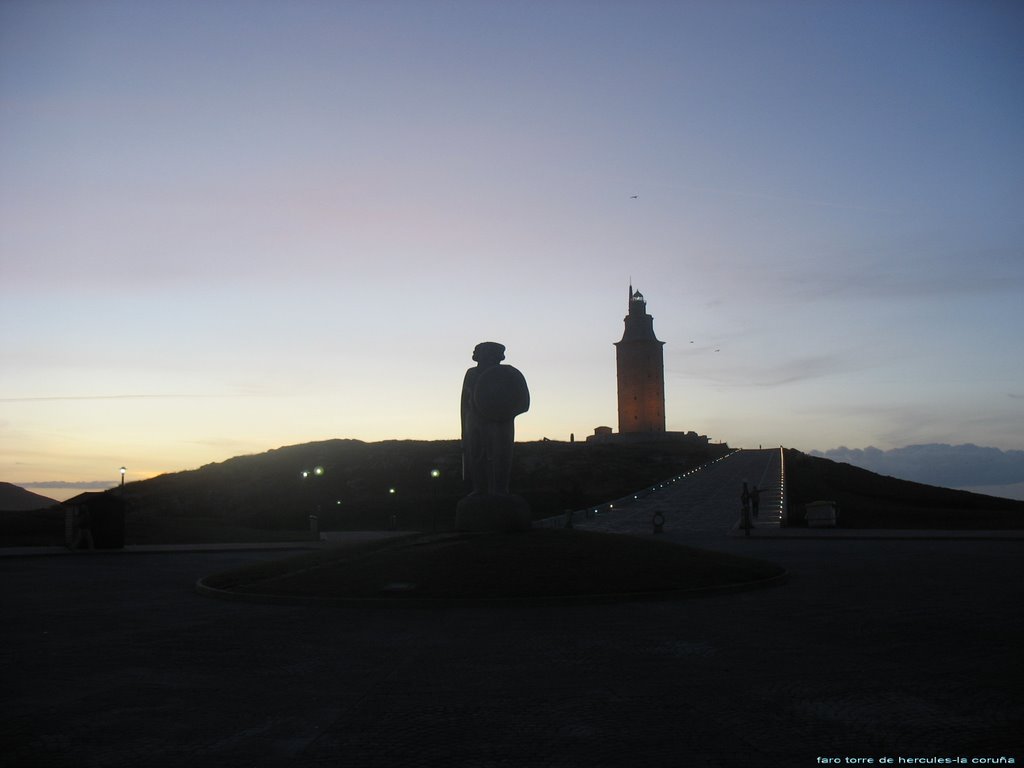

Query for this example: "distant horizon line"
[13,438,1024,486]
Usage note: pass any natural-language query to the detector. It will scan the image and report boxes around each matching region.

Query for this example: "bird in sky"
[630,194,638,199]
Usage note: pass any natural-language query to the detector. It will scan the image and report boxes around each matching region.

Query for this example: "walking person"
[740,480,752,535]
[73,507,94,550]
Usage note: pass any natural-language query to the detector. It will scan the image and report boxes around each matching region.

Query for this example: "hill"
[0,483,59,512]
[5,441,1022,547]
[784,449,1024,528]
[0,484,63,547]
[117,438,729,543]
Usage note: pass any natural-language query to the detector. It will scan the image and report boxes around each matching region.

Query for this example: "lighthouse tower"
[615,286,666,433]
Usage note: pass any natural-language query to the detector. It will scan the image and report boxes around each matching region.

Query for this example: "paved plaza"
[2,450,1021,767]
[2,542,1020,766]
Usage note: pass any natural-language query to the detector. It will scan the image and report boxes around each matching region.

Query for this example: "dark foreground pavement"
[1,535,1021,768]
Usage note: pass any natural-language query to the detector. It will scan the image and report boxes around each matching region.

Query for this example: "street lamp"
[120,467,126,488]
[430,469,441,532]
[302,466,326,538]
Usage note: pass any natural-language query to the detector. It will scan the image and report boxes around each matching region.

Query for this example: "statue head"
[472,341,506,366]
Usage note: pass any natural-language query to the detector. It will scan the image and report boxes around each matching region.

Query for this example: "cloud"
[670,351,873,389]
[808,443,1024,488]
[18,480,117,490]
[783,249,1024,303]
[0,394,224,403]
[652,178,898,216]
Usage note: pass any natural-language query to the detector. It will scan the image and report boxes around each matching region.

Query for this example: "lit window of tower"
[614,285,666,433]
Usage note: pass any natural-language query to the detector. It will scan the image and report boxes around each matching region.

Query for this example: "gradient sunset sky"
[2,0,1022,501]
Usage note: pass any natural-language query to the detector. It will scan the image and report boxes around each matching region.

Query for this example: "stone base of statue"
[455,493,531,533]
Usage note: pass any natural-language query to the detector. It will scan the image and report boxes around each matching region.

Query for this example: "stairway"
[545,448,785,536]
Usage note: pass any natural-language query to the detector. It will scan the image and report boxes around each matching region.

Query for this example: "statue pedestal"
[455,494,531,533]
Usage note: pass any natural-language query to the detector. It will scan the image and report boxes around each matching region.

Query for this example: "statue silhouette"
[456,342,531,532]
[461,342,530,495]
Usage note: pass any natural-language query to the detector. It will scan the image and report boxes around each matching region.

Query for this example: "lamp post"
[430,469,441,532]
[302,466,325,538]
[120,467,126,488]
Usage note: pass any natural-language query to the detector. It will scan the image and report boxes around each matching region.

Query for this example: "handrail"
[779,446,788,526]
[534,449,743,527]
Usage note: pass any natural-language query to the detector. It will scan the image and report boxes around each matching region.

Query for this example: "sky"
[2,0,1023,502]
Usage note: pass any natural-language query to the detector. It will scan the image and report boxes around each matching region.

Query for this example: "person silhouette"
[740,480,752,533]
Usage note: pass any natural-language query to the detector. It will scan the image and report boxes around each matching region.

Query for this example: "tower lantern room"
[614,285,666,433]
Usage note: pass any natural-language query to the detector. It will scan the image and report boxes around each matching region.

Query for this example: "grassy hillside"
[784,449,1024,529]
[7,441,1020,546]
[0,484,63,547]
[0,482,59,512]
[116,438,727,543]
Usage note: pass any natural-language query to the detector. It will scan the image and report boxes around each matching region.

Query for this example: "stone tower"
[615,286,666,433]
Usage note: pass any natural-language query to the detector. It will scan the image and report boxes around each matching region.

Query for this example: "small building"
[64,491,125,549]
[586,426,711,447]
